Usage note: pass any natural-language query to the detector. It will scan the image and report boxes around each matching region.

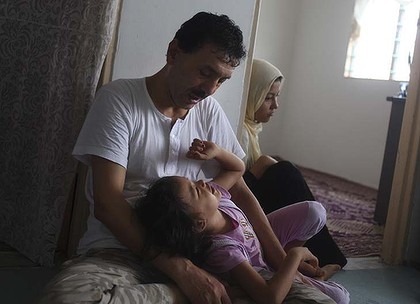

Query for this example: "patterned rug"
[299,167,384,258]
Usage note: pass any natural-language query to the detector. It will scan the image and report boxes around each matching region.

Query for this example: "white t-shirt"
[73,78,245,253]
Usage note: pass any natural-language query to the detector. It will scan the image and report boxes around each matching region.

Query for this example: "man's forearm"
[152,253,193,280]
[91,155,145,255]
[94,196,144,255]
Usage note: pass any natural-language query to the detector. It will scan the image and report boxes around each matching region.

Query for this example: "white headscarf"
[242,59,284,169]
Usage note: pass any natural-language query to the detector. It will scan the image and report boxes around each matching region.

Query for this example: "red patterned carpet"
[299,167,383,258]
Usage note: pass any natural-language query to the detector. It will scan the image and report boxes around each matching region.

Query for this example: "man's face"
[166,42,236,109]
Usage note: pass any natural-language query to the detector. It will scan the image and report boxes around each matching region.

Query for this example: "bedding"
[38,249,335,303]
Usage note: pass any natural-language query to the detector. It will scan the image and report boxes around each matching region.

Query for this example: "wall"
[255,0,401,188]
[111,0,258,133]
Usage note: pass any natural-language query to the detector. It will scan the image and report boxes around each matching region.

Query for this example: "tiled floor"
[338,266,420,304]
[334,258,420,304]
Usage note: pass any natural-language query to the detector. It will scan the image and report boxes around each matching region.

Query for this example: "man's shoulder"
[95,78,149,111]
[98,78,146,95]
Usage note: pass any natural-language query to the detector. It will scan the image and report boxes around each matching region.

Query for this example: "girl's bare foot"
[317,264,341,280]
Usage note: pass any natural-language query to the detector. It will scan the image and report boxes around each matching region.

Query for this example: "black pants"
[243,161,347,267]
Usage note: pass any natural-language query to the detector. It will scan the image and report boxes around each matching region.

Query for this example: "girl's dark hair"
[136,176,210,264]
[174,12,246,67]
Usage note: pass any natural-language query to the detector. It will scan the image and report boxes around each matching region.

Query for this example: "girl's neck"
[207,210,233,235]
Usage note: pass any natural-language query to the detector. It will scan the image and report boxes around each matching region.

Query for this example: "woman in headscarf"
[241,58,347,268]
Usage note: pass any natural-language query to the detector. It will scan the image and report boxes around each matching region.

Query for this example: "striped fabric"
[37,249,187,304]
[38,248,337,303]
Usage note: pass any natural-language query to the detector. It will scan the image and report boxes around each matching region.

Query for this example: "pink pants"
[267,200,326,245]
[267,201,350,304]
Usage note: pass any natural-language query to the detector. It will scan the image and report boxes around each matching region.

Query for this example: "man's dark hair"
[136,176,210,264]
[174,11,246,67]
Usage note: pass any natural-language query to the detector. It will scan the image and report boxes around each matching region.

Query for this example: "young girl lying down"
[136,138,349,304]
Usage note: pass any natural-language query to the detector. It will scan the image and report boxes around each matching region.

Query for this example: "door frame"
[381,17,420,264]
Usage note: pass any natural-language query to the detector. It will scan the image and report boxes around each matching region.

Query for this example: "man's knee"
[38,276,108,304]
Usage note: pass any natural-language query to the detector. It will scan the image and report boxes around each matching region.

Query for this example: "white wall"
[112,0,257,133]
[255,0,401,188]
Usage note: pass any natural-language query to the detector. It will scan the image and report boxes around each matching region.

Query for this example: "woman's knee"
[263,160,306,185]
[274,160,295,169]
[250,155,277,179]
[271,160,301,176]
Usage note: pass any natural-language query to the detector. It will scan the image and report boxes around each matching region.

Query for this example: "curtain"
[0,0,119,266]
[351,0,418,41]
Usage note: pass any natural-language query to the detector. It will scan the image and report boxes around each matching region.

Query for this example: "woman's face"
[254,80,281,123]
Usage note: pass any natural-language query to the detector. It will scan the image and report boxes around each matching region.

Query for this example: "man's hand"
[177,262,231,304]
[152,254,231,304]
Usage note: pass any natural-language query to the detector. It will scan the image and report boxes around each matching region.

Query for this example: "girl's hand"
[289,247,319,269]
[186,138,220,160]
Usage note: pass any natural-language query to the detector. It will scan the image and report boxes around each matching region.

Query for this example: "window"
[344,0,420,81]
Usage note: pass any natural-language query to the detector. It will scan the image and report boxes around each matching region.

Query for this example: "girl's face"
[175,177,220,220]
[254,80,281,123]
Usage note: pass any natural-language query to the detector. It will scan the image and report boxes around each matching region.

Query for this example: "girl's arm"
[229,179,323,278]
[230,247,317,304]
[229,179,286,270]
[187,138,245,190]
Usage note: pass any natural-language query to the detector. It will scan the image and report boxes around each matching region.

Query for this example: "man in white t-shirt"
[39,12,319,304]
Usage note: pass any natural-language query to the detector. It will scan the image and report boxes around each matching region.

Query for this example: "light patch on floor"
[343,256,388,270]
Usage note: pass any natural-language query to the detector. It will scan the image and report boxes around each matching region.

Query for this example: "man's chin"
[183,103,196,109]
[184,100,200,108]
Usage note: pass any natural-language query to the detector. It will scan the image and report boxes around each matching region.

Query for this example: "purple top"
[204,182,269,279]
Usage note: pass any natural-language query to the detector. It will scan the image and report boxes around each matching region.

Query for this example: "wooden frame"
[237,0,261,138]
[382,19,420,264]
[98,0,123,86]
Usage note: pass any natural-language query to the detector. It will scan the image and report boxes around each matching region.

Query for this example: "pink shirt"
[204,182,269,279]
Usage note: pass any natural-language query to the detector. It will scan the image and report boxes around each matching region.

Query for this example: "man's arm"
[229,177,285,270]
[90,156,231,304]
[91,156,142,253]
